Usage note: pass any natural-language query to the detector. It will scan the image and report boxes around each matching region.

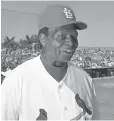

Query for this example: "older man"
[1,5,98,120]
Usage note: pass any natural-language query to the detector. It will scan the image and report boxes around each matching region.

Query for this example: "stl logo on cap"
[63,8,73,19]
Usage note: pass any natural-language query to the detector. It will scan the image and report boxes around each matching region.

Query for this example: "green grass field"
[93,77,114,120]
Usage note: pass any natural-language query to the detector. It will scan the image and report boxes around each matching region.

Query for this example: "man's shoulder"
[2,56,41,85]
[4,56,40,79]
[68,62,87,76]
[13,56,40,72]
[20,56,40,68]
[68,62,92,85]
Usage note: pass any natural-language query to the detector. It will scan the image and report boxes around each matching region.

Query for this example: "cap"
[38,5,87,30]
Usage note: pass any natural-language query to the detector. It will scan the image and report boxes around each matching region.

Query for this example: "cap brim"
[75,21,87,30]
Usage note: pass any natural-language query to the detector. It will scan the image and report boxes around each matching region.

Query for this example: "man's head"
[38,5,87,65]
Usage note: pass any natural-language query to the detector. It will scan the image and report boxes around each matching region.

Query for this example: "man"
[1,5,98,120]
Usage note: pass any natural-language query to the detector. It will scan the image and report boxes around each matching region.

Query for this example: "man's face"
[45,24,78,62]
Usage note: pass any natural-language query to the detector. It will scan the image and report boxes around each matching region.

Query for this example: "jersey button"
[64,106,68,111]
[58,84,62,89]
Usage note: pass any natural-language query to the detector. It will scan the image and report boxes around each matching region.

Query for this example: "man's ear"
[39,33,47,47]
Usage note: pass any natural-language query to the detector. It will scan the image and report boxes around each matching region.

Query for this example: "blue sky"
[1,1,114,47]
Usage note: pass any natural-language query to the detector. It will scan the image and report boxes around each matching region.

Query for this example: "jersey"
[1,55,96,120]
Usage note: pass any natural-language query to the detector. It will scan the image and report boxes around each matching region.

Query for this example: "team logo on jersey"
[63,8,74,19]
[36,109,48,120]
[70,111,86,120]
[70,93,92,120]
[75,93,92,116]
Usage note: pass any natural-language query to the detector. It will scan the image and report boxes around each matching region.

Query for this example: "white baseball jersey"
[1,56,96,120]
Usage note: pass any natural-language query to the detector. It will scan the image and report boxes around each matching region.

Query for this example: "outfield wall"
[85,67,114,78]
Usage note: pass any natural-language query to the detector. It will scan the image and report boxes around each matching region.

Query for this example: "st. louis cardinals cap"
[38,5,87,30]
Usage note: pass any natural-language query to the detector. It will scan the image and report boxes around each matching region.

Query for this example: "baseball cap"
[38,5,87,30]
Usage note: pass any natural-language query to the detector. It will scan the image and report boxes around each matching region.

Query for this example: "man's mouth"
[62,49,75,54]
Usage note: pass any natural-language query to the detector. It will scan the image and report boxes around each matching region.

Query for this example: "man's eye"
[57,34,66,40]
[57,34,62,38]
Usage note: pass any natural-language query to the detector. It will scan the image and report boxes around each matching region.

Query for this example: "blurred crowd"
[1,48,40,72]
[1,47,114,71]
[71,47,114,69]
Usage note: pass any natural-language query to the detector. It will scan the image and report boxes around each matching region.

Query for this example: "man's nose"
[65,35,73,46]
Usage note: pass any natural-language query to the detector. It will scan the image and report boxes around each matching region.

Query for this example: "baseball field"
[93,76,114,120]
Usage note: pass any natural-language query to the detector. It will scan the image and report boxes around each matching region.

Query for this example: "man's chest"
[19,80,84,120]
